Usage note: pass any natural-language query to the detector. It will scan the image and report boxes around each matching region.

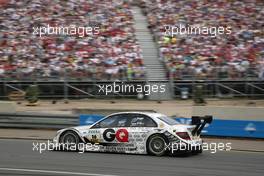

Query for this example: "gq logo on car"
[103,129,129,142]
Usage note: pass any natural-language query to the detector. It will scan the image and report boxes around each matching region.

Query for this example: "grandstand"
[0,0,145,81]
[142,0,264,80]
[0,0,263,99]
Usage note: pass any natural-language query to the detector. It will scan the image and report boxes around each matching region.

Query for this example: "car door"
[124,113,158,153]
[86,114,130,144]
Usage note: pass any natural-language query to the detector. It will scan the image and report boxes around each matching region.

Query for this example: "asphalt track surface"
[0,139,263,176]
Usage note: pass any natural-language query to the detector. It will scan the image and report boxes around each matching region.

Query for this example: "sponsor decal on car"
[116,129,129,142]
[103,128,129,142]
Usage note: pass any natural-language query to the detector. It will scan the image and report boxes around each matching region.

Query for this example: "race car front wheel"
[60,131,80,151]
[147,134,168,156]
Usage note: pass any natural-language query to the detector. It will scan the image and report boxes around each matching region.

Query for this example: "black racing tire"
[59,131,80,151]
[197,148,203,154]
[192,148,203,155]
[147,134,168,156]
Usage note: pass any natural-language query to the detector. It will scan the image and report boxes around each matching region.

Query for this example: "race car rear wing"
[191,115,213,136]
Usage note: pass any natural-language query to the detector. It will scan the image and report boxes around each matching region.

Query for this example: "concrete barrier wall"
[0,101,16,113]
[193,106,264,120]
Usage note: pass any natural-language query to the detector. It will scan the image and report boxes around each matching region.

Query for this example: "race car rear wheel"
[59,131,80,151]
[147,134,168,156]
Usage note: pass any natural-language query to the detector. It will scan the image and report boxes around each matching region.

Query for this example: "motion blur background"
[0,0,263,100]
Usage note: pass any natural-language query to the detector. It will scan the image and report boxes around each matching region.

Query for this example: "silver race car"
[53,112,212,156]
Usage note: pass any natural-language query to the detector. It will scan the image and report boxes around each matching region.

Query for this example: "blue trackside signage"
[174,118,264,139]
[79,114,104,126]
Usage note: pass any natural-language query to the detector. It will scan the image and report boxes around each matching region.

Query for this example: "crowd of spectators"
[142,0,264,80]
[1,0,264,81]
[0,0,146,81]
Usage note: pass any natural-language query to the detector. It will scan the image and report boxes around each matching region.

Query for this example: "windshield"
[158,116,179,125]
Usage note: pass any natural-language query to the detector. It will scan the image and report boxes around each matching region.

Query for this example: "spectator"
[0,0,145,81]
[142,0,264,80]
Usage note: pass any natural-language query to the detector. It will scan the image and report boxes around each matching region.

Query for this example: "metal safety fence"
[0,112,78,129]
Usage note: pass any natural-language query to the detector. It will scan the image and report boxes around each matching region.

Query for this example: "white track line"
[0,168,119,176]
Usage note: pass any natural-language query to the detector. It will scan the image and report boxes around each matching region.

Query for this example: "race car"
[53,112,213,156]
